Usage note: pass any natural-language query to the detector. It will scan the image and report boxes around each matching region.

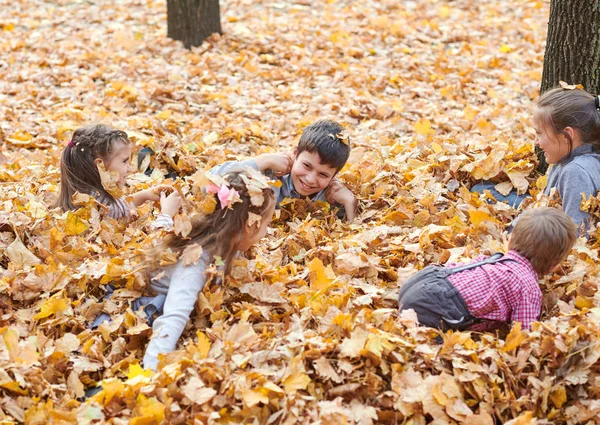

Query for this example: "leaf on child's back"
[174,214,192,238]
[181,243,203,266]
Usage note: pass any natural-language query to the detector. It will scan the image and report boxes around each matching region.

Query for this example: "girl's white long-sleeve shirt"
[142,250,211,370]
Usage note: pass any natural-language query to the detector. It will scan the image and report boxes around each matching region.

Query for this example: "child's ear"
[94,158,104,168]
[563,127,580,145]
[293,148,298,159]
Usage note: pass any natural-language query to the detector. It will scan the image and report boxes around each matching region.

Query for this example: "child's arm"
[143,261,207,370]
[150,191,182,230]
[557,164,595,230]
[511,292,542,331]
[130,184,175,207]
[210,153,292,177]
[326,179,357,221]
[254,153,293,176]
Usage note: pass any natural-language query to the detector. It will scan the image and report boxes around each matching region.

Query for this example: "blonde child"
[56,124,180,219]
[143,168,275,370]
[398,208,576,332]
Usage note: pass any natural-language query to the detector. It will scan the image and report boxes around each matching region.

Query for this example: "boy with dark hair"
[398,207,577,331]
[210,119,357,220]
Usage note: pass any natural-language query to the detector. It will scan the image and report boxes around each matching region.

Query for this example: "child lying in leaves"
[398,207,577,331]
[210,119,358,221]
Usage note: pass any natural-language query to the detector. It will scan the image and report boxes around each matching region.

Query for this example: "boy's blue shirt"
[209,158,345,216]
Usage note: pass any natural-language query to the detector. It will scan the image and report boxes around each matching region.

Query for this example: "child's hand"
[326,179,357,221]
[131,185,175,207]
[160,191,182,217]
[147,184,175,202]
[256,153,293,176]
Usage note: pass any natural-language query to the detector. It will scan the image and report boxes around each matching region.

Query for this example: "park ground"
[2,0,600,424]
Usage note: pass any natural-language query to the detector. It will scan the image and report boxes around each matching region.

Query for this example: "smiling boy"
[210,120,357,220]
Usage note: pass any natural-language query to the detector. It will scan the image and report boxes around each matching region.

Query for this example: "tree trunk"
[538,0,600,172]
[167,0,222,49]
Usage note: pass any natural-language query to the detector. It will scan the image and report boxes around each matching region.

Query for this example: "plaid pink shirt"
[446,250,540,331]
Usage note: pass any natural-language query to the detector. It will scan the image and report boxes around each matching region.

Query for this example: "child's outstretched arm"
[210,153,292,176]
[130,184,175,207]
[254,153,293,176]
[326,179,357,221]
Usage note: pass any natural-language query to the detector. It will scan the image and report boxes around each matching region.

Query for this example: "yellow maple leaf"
[34,295,69,320]
[93,379,125,405]
[64,211,89,235]
[549,386,566,408]
[502,322,527,352]
[127,363,153,380]
[414,118,434,136]
[195,331,211,358]
[131,394,165,425]
[156,109,172,120]
[468,209,494,227]
[308,257,335,291]
[430,142,443,154]
[283,371,311,394]
[242,388,269,407]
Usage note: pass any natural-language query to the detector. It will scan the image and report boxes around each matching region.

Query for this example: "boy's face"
[290,151,337,196]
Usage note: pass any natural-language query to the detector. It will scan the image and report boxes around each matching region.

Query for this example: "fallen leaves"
[0,0,597,423]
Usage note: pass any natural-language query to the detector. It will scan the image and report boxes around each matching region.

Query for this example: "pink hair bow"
[207,183,240,209]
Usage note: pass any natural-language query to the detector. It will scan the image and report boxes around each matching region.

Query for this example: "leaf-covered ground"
[2,0,600,424]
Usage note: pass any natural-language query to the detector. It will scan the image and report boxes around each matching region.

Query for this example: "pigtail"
[55,125,130,214]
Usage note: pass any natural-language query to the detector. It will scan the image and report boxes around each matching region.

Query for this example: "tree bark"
[538,0,600,172]
[167,0,222,49]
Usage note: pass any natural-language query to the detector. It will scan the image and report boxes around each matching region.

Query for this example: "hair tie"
[67,140,75,147]
[206,183,241,209]
[595,95,600,111]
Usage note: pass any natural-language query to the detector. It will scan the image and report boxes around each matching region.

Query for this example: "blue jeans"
[90,285,166,328]
[471,181,530,208]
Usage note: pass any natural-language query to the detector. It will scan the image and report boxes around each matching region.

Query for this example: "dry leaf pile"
[1,0,600,424]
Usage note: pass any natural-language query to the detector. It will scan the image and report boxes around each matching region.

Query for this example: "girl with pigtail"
[56,124,180,220]
[143,168,275,370]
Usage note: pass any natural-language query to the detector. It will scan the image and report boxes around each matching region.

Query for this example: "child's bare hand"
[160,191,182,217]
[326,179,357,220]
[132,185,175,207]
[256,153,293,176]
[326,179,354,205]
[151,184,175,200]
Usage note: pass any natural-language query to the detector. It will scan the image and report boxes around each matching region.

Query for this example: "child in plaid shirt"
[398,207,577,332]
